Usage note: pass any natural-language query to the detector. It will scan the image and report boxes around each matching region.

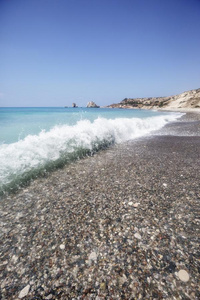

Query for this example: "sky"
[0,0,200,107]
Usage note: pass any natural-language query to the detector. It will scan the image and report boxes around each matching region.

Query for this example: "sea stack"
[72,103,78,108]
[87,101,100,108]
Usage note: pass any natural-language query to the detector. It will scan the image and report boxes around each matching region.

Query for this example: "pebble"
[100,282,106,290]
[89,251,97,262]
[18,284,30,299]
[118,274,127,286]
[59,244,65,250]
[178,269,190,282]
[11,255,18,263]
[128,202,139,207]
[134,232,142,240]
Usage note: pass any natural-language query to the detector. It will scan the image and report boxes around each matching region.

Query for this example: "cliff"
[107,88,200,112]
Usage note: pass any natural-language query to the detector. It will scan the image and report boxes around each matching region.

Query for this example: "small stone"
[128,201,133,205]
[178,269,190,282]
[11,255,18,263]
[163,183,167,187]
[165,261,176,273]
[100,282,106,290]
[59,244,65,250]
[46,294,53,299]
[133,203,139,208]
[118,274,127,286]
[18,284,30,298]
[73,266,79,276]
[89,251,97,261]
[134,233,141,240]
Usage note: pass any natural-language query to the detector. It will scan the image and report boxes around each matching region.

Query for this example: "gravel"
[0,113,199,299]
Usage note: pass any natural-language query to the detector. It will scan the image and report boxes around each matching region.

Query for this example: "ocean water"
[0,107,182,194]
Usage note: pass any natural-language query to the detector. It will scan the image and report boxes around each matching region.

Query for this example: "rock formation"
[107,88,200,111]
[72,103,78,108]
[87,101,100,108]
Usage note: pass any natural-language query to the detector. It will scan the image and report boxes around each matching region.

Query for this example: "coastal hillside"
[107,88,200,111]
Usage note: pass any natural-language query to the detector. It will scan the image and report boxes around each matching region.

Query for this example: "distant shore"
[0,112,199,299]
[107,87,200,112]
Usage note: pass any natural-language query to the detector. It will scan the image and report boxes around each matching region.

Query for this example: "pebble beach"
[0,113,200,299]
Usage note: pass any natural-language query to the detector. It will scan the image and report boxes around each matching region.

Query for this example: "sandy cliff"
[107,88,200,112]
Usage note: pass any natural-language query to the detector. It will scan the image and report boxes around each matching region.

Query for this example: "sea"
[0,107,183,195]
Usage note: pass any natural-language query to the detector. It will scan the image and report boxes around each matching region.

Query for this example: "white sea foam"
[0,113,181,193]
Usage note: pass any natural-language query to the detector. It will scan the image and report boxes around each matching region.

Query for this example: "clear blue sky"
[0,0,200,107]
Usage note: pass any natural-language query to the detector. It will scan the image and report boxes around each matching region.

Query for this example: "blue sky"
[0,0,200,107]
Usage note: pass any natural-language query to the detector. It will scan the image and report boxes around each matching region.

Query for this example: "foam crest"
[0,113,181,194]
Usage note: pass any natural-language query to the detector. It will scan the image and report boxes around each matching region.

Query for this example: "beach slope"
[0,113,199,299]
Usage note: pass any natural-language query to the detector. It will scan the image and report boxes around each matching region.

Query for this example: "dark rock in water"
[72,103,78,107]
[87,101,100,108]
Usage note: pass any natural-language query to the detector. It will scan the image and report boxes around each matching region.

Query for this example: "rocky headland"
[107,88,200,112]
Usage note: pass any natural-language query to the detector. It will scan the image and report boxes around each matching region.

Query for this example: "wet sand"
[0,113,200,299]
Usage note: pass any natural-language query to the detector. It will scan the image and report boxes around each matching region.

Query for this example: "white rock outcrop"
[87,101,100,108]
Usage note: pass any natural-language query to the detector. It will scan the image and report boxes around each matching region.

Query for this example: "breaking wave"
[0,114,181,195]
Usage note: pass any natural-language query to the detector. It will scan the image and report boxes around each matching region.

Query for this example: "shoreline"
[158,107,200,115]
[0,112,200,299]
[106,106,200,114]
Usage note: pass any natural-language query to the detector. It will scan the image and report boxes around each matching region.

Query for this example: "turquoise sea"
[0,107,182,194]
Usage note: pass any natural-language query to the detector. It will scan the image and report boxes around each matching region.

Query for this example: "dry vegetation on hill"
[107,88,200,111]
